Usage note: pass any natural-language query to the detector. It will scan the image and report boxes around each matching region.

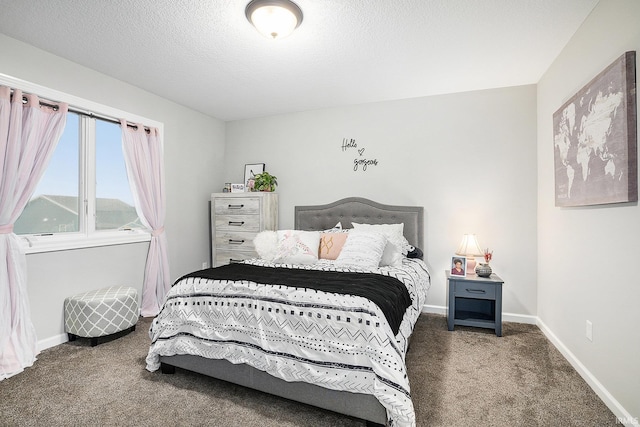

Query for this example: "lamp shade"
[455,234,484,257]
[246,0,303,39]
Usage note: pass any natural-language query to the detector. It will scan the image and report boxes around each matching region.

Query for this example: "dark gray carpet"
[0,314,616,426]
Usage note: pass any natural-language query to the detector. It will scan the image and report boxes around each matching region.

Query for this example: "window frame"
[1,73,162,254]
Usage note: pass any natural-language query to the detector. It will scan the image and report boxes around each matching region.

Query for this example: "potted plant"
[253,171,278,192]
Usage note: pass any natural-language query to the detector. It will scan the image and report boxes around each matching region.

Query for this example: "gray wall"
[5,4,637,420]
[0,34,226,343]
[225,85,538,318]
[537,0,640,420]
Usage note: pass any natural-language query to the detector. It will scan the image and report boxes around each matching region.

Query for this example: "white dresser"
[211,192,278,266]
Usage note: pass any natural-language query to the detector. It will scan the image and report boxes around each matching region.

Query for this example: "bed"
[146,197,430,426]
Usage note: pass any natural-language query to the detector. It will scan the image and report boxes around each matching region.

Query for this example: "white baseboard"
[503,312,538,324]
[536,319,639,427]
[36,333,67,353]
[36,307,142,353]
[421,304,446,315]
[421,304,537,325]
[421,304,637,426]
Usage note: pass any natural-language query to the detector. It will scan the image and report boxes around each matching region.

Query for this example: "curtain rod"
[16,93,150,133]
[68,104,149,133]
[38,99,147,132]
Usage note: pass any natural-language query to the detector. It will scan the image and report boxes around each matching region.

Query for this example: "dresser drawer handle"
[228,204,244,209]
[228,239,245,244]
[465,288,486,294]
[229,258,243,263]
[228,221,245,226]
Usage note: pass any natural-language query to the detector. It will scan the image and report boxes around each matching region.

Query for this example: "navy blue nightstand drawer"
[453,282,496,299]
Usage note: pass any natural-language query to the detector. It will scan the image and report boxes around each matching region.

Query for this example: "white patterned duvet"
[146,258,430,427]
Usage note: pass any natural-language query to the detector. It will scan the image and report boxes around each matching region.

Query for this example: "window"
[15,112,81,235]
[3,74,160,253]
[16,112,141,238]
[95,118,141,231]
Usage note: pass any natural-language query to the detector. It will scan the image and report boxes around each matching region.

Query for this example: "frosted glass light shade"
[246,0,303,39]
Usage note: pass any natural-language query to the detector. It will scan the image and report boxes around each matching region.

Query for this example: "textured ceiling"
[0,0,598,121]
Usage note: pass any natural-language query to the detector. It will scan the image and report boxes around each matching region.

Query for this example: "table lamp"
[456,234,484,275]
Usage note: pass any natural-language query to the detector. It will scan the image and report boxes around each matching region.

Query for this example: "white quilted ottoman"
[64,286,139,346]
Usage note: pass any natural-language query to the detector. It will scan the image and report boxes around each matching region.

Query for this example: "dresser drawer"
[453,282,496,299]
[215,215,260,232]
[215,250,256,267]
[214,197,260,215]
[215,231,256,251]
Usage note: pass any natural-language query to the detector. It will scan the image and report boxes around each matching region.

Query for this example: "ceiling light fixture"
[245,0,303,40]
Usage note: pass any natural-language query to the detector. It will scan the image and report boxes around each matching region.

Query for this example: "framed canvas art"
[553,51,637,207]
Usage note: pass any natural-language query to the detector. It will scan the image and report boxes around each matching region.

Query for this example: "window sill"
[21,230,151,254]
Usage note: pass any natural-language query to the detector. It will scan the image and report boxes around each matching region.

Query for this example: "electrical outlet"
[202,261,209,269]
[586,320,593,341]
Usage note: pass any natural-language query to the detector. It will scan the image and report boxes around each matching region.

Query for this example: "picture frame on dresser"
[244,163,265,188]
[230,183,245,193]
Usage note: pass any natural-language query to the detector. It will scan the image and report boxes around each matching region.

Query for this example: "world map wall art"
[553,51,637,207]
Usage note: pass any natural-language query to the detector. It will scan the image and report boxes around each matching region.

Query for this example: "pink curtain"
[120,120,170,317]
[0,86,67,380]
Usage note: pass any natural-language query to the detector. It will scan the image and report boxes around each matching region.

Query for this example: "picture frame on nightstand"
[450,256,467,277]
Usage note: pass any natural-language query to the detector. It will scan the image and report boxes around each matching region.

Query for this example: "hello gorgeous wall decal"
[341,138,379,171]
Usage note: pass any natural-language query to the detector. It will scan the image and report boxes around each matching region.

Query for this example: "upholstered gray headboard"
[294,197,424,249]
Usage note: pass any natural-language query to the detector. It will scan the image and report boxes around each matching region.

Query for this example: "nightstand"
[446,271,504,336]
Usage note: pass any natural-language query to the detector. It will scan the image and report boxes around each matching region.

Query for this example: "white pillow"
[335,230,386,269]
[352,222,410,267]
[273,230,321,265]
[253,230,279,261]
